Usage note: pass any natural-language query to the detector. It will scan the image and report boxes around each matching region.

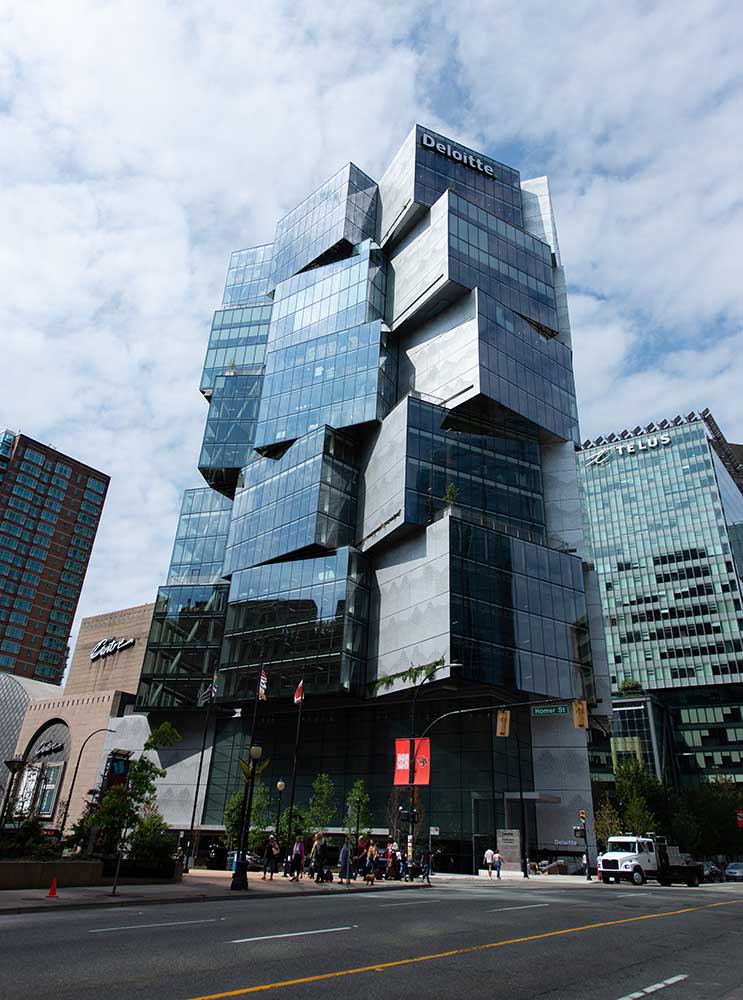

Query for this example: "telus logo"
[420,132,498,179]
[585,435,672,468]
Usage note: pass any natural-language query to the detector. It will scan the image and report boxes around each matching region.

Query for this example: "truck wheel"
[631,868,646,886]
[687,872,699,887]
[658,875,671,887]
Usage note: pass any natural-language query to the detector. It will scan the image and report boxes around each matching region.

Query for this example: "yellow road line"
[185,898,742,999]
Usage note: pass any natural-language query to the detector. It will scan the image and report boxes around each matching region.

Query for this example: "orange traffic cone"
[47,877,58,898]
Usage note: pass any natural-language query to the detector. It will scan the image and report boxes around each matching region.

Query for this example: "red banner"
[393,738,431,785]
[414,738,431,786]
[393,739,410,785]
[736,807,743,830]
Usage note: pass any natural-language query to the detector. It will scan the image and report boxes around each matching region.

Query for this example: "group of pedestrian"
[263,833,433,885]
[483,848,504,879]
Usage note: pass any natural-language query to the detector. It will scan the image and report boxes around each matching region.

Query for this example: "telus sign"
[586,435,672,468]
[420,132,498,179]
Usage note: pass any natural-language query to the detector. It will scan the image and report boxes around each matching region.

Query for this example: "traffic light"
[573,826,586,839]
[579,809,586,825]
[495,709,511,738]
[572,699,588,729]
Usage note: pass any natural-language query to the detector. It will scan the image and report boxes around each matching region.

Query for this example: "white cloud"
[1,0,741,667]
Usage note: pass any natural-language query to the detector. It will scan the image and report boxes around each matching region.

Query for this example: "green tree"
[307,773,337,833]
[128,808,175,865]
[223,791,243,850]
[618,678,643,695]
[344,778,372,841]
[623,794,657,836]
[443,482,459,505]
[594,794,622,850]
[614,759,664,817]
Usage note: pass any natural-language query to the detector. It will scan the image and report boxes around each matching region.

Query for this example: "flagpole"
[184,676,217,872]
[284,667,305,858]
[236,663,264,862]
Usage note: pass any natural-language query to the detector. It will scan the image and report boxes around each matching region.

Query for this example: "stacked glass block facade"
[579,413,743,784]
[137,126,608,867]
[0,432,109,683]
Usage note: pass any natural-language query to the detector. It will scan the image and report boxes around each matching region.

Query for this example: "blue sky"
[1,0,742,649]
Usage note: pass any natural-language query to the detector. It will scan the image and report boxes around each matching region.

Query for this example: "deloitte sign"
[420,132,498,179]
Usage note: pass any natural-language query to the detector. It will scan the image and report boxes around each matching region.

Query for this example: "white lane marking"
[488,903,550,913]
[614,974,688,1000]
[89,917,219,933]
[231,925,356,944]
[379,899,443,908]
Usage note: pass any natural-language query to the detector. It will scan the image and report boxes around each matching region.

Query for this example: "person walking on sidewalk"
[289,836,304,881]
[483,847,495,878]
[421,845,432,885]
[262,835,281,880]
[339,837,351,883]
[493,850,503,879]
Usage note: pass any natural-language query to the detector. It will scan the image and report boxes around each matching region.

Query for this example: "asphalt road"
[2,880,742,999]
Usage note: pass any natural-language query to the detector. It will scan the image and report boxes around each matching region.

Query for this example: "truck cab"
[599,835,657,885]
[599,833,702,887]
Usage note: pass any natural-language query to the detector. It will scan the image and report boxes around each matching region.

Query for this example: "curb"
[0,879,425,916]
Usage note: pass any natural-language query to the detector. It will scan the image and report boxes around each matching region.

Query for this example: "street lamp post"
[408,662,458,860]
[274,779,285,842]
[231,744,262,891]
[0,757,25,839]
[58,728,113,835]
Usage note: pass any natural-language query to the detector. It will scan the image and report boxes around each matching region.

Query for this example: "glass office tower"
[579,411,743,784]
[137,126,610,869]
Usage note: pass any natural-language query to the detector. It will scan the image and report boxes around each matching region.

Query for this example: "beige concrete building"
[64,602,155,697]
[8,603,154,832]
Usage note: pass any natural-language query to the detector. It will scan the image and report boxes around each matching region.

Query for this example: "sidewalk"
[0,867,424,915]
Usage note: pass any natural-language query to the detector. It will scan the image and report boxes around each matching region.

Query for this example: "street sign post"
[530,705,569,717]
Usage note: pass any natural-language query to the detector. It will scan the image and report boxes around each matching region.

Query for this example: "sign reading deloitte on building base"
[420,131,498,179]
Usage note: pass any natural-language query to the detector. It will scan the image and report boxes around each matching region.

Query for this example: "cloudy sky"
[2,0,742,650]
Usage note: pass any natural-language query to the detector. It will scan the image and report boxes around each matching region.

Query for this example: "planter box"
[100,858,182,882]
[0,860,104,890]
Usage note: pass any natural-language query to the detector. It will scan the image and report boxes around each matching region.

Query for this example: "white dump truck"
[598,834,703,887]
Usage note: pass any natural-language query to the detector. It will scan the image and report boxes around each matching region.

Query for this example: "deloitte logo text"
[420,132,498,179]
[586,434,672,468]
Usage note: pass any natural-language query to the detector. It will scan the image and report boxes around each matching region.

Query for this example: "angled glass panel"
[222,243,273,307]
[268,165,378,289]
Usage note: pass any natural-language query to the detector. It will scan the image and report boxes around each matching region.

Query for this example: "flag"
[293,679,304,705]
[259,668,268,701]
[198,671,218,706]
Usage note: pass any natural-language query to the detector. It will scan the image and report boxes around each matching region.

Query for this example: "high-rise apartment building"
[578,410,743,785]
[0,431,109,684]
[136,126,610,869]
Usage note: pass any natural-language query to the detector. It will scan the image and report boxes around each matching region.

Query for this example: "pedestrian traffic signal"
[495,709,511,738]
[572,699,588,729]
[579,809,586,825]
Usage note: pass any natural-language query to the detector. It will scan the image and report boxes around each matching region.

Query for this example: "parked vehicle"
[598,834,703,887]
[724,862,743,882]
[702,862,723,883]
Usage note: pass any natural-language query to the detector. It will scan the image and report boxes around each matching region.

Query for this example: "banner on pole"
[737,807,743,830]
[393,739,409,785]
[393,738,431,785]
[413,738,431,786]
